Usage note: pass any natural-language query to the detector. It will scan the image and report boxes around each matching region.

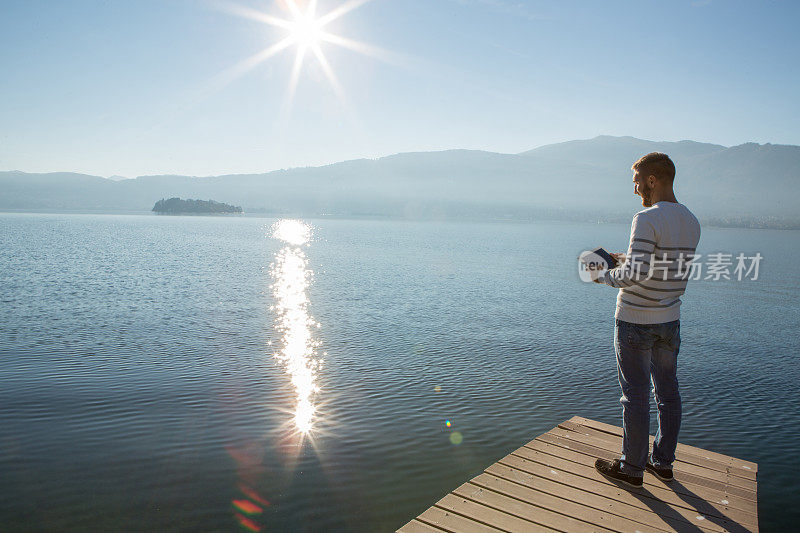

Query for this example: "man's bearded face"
[633,171,654,207]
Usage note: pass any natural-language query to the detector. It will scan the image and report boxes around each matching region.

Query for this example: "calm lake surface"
[1,212,798,531]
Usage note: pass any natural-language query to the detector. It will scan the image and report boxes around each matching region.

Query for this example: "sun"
[288,8,323,48]
[212,0,394,115]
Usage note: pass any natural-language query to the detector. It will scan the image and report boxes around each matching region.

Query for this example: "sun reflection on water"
[269,219,321,435]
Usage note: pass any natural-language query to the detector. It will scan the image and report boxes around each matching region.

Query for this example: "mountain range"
[2,136,798,228]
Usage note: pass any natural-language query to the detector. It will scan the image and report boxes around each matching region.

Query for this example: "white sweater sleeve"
[599,213,656,288]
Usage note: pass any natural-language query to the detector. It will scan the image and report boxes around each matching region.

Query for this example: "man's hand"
[591,253,625,284]
[610,252,626,264]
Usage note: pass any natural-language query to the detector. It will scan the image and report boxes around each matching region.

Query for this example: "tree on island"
[152,197,243,214]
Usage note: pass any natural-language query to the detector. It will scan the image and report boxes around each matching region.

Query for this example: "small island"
[152,197,243,214]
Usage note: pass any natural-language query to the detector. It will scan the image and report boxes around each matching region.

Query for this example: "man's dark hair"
[632,152,675,183]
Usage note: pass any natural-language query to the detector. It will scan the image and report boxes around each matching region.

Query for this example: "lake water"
[1,212,798,531]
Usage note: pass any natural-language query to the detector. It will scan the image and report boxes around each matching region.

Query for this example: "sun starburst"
[213,0,390,114]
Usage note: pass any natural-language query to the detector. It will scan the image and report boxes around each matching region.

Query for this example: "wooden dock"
[398,416,758,532]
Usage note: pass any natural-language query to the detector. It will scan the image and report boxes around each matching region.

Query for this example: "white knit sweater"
[599,201,701,324]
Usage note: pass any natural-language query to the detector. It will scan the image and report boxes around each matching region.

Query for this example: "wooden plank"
[509,446,754,532]
[561,419,757,482]
[497,453,728,533]
[397,519,447,532]
[486,462,697,533]
[471,471,674,533]
[539,430,756,506]
[499,453,754,533]
[399,418,758,533]
[434,492,559,532]
[570,416,758,473]
[452,481,616,533]
[489,460,728,533]
[534,432,758,517]
[558,421,757,488]
[546,425,757,495]
[522,437,758,526]
[416,505,505,533]
[563,419,751,479]
[546,426,758,502]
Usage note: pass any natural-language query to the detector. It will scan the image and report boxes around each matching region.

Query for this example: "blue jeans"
[615,319,681,477]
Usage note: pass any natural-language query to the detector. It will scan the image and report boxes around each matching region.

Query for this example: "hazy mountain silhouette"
[2,136,798,227]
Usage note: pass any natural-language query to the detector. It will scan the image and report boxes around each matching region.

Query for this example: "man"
[593,152,701,488]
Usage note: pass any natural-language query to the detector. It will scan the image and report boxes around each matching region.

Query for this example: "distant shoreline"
[152,212,245,216]
[1,208,798,230]
[4,137,798,229]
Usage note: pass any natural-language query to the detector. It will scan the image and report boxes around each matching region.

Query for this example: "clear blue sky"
[1,0,798,177]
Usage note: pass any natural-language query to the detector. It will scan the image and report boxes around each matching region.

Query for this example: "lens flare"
[232,499,263,516]
[270,219,321,434]
[210,0,395,109]
[235,513,262,532]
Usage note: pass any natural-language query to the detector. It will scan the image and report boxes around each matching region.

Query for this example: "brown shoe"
[646,458,674,482]
[595,458,643,488]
